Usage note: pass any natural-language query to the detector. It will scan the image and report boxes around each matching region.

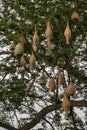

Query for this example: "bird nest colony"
[9,11,79,119]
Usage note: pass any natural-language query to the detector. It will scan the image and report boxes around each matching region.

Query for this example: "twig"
[43,118,55,130]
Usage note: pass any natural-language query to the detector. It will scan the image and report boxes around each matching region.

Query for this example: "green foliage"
[0,0,87,129]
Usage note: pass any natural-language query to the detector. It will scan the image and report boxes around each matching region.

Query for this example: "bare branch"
[71,100,87,107]
[0,100,87,130]
[21,100,87,130]
[43,118,55,130]
[21,103,59,130]
[0,122,18,130]
[0,51,12,55]
[65,127,82,130]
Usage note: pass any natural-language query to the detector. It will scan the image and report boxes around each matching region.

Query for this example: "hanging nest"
[66,82,76,96]
[48,77,55,92]
[38,74,46,86]
[32,24,39,46]
[10,42,15,51]
[7,18,14,27]
[45,20,52,48]
[45,48,53,57]
[57,57,66,68]
[57,68,64,86]
[19,33,26,45]
[20,55,26,66]
[64,21,71,45]
[29,52,36,70]
[14,43,24,56]
[32,44,37,52]
[62,93,71,119]
[71,11,80,21]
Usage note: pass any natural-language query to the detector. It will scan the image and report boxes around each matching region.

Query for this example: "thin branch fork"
[0,51,12,55]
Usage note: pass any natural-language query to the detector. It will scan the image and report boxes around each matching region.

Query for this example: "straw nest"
[66,82,76,96]
[48,77,55,92]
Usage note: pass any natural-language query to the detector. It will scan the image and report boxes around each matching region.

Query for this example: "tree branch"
[21,100,87,130]
[43,118,55,130]
[21,103,59,130]
[0,100,87,130]
[0,51,12,55]
[0,122,18,130]
[71,100,87,107]
[64,127,82,130]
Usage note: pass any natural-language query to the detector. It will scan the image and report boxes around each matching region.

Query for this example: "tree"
[0,0,87,130]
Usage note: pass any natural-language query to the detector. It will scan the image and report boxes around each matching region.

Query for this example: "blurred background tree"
[0,0,87,130]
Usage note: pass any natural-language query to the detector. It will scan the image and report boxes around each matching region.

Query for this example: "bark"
[0,51,12,55]
[21,103,59,130]
[0,122,18,130]
[0,100,87,130]
[21,100,87,130]
[65,127,82,130]
[71,100,87,107]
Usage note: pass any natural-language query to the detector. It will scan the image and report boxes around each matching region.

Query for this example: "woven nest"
[64,21,71,45]
[29,53,36,70]
[57,68,64,86]
[38,75,46,86]
[45,20,52,38]
[62,93,71,119]
[62,93,71,112]
[45,20,52,48]
[10,43,15,51]
[14,43,24,56]
[48,77,55,92]
[33,34,39,46]
[57,57,66,68]
[20,55,26,66]
[33,25,39,46]
[66,82,76,96]
[19,33,26,44]
[71,11,80,20]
